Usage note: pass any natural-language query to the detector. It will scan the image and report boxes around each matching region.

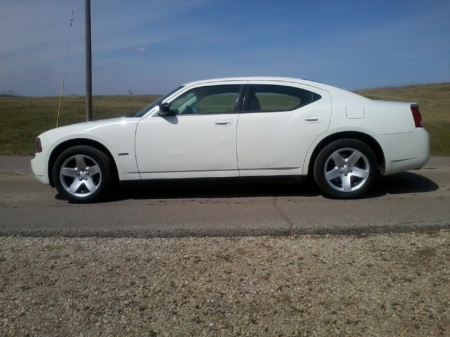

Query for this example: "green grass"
[0,83,448,156]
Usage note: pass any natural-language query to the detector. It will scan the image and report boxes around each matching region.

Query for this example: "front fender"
[43,118,140,182]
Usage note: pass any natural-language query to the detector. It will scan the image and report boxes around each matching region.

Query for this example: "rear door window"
[245,84,321,112]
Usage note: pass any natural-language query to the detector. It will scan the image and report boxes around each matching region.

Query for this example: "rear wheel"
[314,139,378,199]
[52,146,117,203]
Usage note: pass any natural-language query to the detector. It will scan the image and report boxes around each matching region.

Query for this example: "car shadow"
[115,178,321,201]
[366,172,439,198]
[105,171,439,202]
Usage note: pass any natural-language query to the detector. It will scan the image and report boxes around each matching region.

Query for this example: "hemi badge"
[118,153,129,156]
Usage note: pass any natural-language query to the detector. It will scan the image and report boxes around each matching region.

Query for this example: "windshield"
[131,86,183,117]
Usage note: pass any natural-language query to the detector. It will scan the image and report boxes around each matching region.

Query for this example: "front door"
[135,84,244,179]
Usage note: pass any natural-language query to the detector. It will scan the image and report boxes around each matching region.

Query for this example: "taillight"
[36,138,42,153]
[411,105,423,127]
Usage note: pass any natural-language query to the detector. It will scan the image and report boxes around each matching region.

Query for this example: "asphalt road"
[1,156,449,237]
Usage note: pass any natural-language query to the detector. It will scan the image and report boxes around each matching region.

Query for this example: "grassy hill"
[0,95,159,155]
[0,84,448,156]
[356,83,450,156]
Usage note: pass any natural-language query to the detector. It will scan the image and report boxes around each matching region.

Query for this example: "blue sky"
[0,0,449,96]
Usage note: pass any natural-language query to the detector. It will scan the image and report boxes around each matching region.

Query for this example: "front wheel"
[52,146,117,203]
[313,139,378,199]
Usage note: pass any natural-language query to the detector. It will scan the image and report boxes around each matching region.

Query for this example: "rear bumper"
[379,128,430,175]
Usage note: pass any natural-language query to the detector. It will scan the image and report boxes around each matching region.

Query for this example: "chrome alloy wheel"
[59,154,102,197]
[323,148,370,192]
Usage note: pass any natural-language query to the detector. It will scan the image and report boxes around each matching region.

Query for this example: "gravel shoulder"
[1,231,449,336]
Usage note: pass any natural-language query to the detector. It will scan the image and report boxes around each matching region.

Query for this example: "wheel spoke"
[351,167,369,179]
[347,150,363,166]
[325,167,342,181]
[68,179,83,194]
[330,151,345,166]
[342,175,352,192]
[84,178,97,193]
[88,164,101,176]
[75,155,87,170]
[60,167,78,178]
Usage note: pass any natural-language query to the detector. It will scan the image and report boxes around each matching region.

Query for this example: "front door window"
[169,85,242,115]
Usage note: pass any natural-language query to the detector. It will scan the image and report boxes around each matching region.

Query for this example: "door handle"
[215,120,232,126]
[305,115,323,123]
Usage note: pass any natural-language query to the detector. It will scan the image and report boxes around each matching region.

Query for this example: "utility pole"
[85,0,93,121]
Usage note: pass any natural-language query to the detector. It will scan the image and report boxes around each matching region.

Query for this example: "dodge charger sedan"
[31,77,430,203]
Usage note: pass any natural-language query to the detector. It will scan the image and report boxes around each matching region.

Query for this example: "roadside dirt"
[1,231,449,336]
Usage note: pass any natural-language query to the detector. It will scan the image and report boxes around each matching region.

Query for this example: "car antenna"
[56,0,75,127]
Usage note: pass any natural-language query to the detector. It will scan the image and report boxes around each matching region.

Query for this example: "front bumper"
[31,152,50,185]
[31,135,51,185]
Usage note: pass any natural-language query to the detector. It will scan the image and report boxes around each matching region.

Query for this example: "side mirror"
[158,102,174,116]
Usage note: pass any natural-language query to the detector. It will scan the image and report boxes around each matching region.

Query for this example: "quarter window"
[247,85,321,112]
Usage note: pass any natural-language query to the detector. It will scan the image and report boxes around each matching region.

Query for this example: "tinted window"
[169,85,241,115]
[247,85,321,112]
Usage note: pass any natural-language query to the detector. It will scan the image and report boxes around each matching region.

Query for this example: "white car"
[31,77,430,203]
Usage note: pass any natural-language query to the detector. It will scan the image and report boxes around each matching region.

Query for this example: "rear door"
[236,81,332,176]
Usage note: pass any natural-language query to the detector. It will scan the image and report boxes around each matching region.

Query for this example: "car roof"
[182,77,369,102]
[183,77,306,86]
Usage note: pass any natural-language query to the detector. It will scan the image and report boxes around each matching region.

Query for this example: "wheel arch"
[306,131,386,177]
[48,138,118,187]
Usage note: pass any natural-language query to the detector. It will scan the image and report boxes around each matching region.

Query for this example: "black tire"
[313,139,378,199]
[52,145,117,203]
